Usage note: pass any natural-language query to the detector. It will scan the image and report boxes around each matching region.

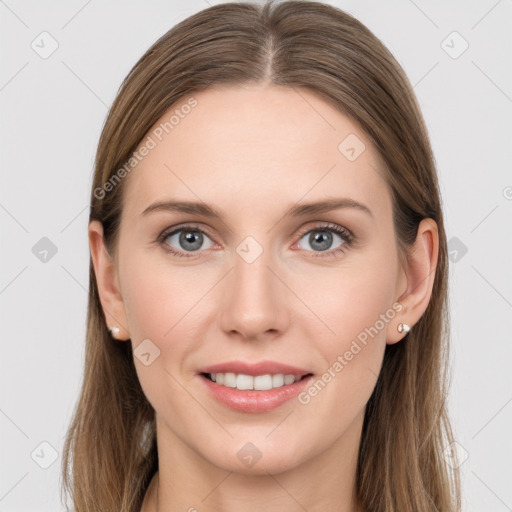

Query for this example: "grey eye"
[164,229,214,252]
[298,230,344,252]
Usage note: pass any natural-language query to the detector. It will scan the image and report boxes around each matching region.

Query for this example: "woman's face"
[95,84,410,474]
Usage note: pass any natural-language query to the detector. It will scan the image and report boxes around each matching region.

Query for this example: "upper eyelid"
[159,223,216,242]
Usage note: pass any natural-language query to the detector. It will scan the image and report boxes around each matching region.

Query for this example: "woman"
[61,1,462,510]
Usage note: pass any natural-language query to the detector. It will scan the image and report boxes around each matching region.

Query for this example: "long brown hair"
[61,1,462,510]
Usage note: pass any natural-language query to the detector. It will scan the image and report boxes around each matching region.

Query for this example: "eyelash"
[156,222,355,259]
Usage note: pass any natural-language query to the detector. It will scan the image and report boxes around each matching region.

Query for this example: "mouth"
[196,360,315,412]
[198,371,315,413]
[200,371,314,391]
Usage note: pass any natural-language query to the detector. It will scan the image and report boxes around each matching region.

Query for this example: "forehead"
[122,84,391,222]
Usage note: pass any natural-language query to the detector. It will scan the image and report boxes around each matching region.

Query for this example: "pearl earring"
[397,323,410,334]
[108,326,120,338]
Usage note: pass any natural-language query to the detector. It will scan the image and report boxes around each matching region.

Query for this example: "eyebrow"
[141,198,373,220]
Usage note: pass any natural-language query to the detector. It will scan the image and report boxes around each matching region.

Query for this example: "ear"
[88,220,130,341]
[387,218,439,344]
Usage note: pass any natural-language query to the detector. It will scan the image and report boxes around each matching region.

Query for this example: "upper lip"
[197,360,313,377]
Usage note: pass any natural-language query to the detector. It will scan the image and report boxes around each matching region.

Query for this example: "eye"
[158,224,216,257]
[295,223,354,257]
[157,222,355,259]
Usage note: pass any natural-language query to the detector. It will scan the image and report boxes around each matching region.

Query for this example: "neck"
[141,410,365,512]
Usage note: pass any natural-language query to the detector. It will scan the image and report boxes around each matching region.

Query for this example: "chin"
[202,438,308,476]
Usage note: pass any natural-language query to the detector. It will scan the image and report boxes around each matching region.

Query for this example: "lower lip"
[199,374,314,413]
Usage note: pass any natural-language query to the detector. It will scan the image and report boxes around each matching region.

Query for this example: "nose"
[219,246,290,342]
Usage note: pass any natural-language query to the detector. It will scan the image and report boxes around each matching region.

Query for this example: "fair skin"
[89,84,438,512]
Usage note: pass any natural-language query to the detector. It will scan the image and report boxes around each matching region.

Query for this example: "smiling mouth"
[201,372,313,391]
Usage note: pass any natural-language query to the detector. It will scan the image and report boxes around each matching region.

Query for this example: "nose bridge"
[219,238,288,340]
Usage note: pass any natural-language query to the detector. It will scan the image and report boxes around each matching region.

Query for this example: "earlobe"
[88,220,130,341]
[387,218,439,345]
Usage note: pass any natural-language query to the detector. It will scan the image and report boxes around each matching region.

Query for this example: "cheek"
[293,252,397,417]
[120,259,206,419]
[119,252,219,400]
[120,248,204,342]
[300,253,397,349]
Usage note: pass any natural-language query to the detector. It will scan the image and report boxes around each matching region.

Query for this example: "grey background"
[1,0,511,510]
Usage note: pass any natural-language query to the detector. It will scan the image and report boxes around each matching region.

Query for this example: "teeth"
[208,372,304,390]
